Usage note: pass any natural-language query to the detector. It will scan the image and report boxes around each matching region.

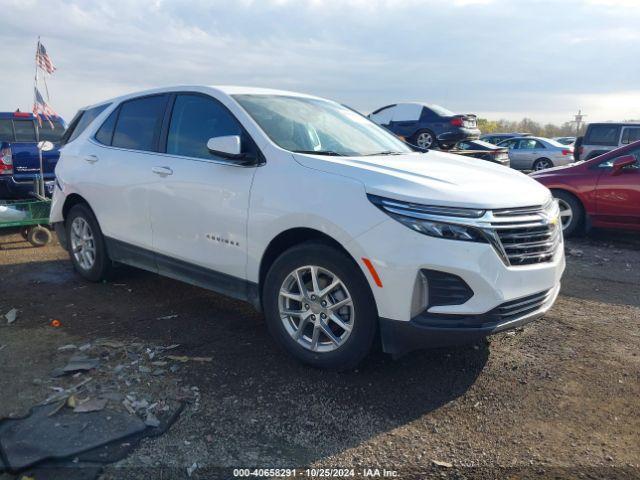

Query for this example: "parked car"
[452,139,510,167]
[497,136,574,171]
[0,111,65,198]
[531,141,640,236]
[553,136,576,145]
[51,86,564,368]
[368,103,480,149]
[575,122,640,161]
[480,133,532,145]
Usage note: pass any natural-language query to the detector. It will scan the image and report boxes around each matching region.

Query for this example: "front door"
[147,93,259,286]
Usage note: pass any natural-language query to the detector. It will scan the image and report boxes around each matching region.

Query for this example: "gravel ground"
[0,228,638,479]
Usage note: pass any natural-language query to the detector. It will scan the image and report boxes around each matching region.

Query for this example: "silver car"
[497,136,575,171]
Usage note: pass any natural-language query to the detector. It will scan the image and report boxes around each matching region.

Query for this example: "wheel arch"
[550,187,588,233]
[62,193,94,221]
[258,227,374,308]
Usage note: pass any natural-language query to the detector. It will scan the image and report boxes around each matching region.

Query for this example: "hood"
[294,150,551,209]
[529,162,584,178]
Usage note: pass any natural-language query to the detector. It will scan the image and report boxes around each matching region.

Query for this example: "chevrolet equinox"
[51,86,565,369]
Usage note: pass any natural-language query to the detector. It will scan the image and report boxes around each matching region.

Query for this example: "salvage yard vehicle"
[531,140,640,237]
[0,111,65,199]
[575,122,640,161]
[449,139,510,167]
[480,132,532,145]
[51,86,565,369]
[368,102,480,149]
[497,136,574,171]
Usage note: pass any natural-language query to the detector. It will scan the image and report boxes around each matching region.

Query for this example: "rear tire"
[263,242,377,370]
[553,190,584,237]
[533,158,553,170]
[65,204,112,282]
[412,130,436,149]
[27,225,52,247]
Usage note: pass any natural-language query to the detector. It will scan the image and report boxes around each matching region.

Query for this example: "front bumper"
[379,283,560,356]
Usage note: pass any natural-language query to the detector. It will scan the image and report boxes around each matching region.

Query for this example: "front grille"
[489,202,562,266]
[422,269,474,307]
[488,289,553,322]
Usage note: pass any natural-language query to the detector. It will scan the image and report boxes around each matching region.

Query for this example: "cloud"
[0,0,637,124]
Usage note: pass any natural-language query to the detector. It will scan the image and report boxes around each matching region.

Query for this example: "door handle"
[84,155,99,164]
[152,166,173,177]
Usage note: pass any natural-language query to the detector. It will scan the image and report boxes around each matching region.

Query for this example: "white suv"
[51,86,565,369]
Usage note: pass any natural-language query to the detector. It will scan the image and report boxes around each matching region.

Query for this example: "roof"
[79,85,324,112]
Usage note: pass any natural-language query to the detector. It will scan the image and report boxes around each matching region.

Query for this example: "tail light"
[450,117,464,127]
[561,149,573,156]
[0,145,12,175]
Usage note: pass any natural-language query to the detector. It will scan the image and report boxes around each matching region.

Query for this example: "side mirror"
[611,154,637,175]
[38,140,55,152]
[207,135,242,158]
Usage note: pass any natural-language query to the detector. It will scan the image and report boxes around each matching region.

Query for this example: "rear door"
[593,147,640,228]
[147,92,258,284]
[388,104,424,138]
[80,94,169,253]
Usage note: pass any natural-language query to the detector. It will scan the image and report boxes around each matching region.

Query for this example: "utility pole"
[574,109,586,136]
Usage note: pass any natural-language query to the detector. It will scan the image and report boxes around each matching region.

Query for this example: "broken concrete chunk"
[145,412,160,428]
[5,308,17,324]
[74,398,108,413]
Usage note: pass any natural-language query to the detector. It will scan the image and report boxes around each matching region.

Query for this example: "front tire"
[66,204,112,282]
[263,242,377,370]
[553,190,584,237]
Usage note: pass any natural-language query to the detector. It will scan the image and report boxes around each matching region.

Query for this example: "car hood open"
[293,150,551,210]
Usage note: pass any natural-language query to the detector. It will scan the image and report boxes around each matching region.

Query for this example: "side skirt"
[105,237,260,310]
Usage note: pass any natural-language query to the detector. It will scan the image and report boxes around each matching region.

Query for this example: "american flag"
[35,42,56,74]
[33,87,57,128]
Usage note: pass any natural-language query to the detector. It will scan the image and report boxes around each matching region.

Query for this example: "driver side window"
[166,94,242,160]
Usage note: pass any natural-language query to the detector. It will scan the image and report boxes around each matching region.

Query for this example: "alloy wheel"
[557,198,573,230]
[70,217,96,270]
[278,265,355,353]
[534,159,552,170]
[416,132,434,148]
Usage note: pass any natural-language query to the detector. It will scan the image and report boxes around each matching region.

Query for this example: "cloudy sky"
[1,0,638,124]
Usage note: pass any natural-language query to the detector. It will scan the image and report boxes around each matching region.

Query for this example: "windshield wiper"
[363,151,405,156]
[293,150,344,156]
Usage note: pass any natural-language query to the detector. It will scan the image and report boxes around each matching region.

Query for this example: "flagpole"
[34,36,44,198]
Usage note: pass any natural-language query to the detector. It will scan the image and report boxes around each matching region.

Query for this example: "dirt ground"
[0,228,638,479]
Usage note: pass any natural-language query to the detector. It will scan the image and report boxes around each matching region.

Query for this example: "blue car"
[0,111,65,198]
[368,102,480,149]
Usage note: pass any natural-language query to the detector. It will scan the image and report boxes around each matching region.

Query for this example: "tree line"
[477,118,586,138]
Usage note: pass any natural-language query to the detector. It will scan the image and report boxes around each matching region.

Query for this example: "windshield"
[233,94,413,156]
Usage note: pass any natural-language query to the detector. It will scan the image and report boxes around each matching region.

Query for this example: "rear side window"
[0,119,13,142]
[95,109,119,146]
[13,120,36,142]
[369,105,395,125]
[586,125,620,146]
[61,104,109,145]
[166,94,242,159]
[621,127,640,145]
[112,95,167,151]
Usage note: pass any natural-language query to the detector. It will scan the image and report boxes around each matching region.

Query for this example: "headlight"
[368,194,489,243]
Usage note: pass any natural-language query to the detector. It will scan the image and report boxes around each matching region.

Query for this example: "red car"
[530,140,640,237]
